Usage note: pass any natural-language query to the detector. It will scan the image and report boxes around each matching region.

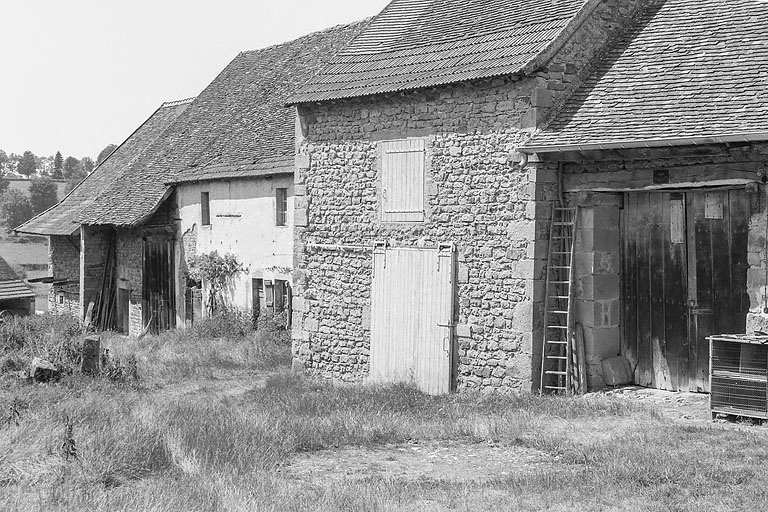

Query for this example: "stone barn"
[522,0,768,392]
[288,0,665,393]
[0,255,35,319]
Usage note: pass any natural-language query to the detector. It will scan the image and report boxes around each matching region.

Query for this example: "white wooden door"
[369,246,454,395]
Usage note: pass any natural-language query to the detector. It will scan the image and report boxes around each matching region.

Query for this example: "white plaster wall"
[176,176,293,314]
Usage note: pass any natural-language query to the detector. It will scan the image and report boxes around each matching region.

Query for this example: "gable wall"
[49,235,81,317]
[293,0,657,392]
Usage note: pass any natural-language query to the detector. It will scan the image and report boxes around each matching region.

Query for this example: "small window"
[275,188,287,226]
[381,139,426,222]
[201,192,211,226]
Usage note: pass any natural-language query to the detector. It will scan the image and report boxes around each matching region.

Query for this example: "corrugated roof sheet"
[75,20,368,227]
[16,99,193,235]
[289,0,588,103]
[530,0,768,148]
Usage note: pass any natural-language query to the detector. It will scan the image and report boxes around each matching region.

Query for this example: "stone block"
[456,324,472,338]
[362,306,372,330]
[304,317,319,333]
[583,327,621,363]
[531,87,553,108]
[593,274,620,300]
[601,356,633,386]
[511,301,533,331]
[458,264,470,284]
[593,205,621,230]
[294,184,307,197]
[295,209,308,228]
[292,296,306,313]
[593,228,621,253]
[295,154,311,170]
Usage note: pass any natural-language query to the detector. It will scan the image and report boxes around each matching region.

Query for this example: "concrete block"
[531,87,553,108]
[593,205,621,230]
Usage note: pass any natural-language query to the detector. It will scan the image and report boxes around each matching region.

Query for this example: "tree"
[187,251,246,314]
[63,156,80,179]
[81,156,94,175]
[29,176,58,214]
[96,144,117,166]
[53,151,63,179]
[16,151,37,177]
[1,189,34,232]
[0,150,7,173]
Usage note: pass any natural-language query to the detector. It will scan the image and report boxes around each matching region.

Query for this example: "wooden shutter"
[381,139,425,222]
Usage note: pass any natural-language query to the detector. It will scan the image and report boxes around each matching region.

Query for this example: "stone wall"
[48,235,80,316]
[116,229,144,336]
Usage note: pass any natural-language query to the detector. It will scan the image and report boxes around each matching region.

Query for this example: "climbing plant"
[187,251,246,314]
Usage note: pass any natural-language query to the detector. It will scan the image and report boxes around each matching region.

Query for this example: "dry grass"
[3,316,768,511]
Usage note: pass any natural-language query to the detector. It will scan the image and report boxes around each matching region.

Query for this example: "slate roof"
[16,99,192,235]
[0,255,34,300]
[76,21,368,227]
[528,0,768,149]
[289,0,589,104]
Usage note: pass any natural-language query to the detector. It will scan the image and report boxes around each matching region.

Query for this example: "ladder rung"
[544,386,568,391]
[547,326,569,330]
[545,371,568,376]
[546,356,568,360]
[549,310,569,314]
[550,266,571,270]
[553,222,575,227]
[550,281,570,284]
[545,340,568,344]
[548,296,570,299]
[555,207,577,211]
[551,251,571,255]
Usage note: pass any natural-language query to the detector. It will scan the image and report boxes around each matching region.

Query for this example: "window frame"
[275,187,288,227]
[201,191,211,226]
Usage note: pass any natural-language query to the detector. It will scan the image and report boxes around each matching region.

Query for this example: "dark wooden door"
[143,240,176,334]
[623,190,749,392]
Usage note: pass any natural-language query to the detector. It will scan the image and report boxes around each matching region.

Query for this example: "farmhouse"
[288,0,768,394]
[18,21,367,335]
[0,255,35,319]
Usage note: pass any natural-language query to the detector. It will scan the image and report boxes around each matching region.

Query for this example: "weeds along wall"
[291,0,658,392]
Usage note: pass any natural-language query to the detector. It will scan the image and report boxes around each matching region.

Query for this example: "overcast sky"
[0,0,391,160]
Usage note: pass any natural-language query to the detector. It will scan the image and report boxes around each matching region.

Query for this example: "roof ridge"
[161,97,196,108]
[240,18,371,57]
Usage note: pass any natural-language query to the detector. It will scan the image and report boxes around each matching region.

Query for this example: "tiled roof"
[529,0,768,149]
[289,0,588,103]
[76,21,368,227]
[16,99,192,235]
[0,255,34,300]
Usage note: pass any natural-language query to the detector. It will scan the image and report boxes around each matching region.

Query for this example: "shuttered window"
[381,139,426,222]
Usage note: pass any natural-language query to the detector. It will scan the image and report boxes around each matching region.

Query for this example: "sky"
[0,0,391,160]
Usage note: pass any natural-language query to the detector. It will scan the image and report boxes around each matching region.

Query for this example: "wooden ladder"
[540,206,580,395]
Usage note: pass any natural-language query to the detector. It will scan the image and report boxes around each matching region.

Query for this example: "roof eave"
[520,132,768,154]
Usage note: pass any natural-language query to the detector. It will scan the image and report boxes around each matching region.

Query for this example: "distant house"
[17,21,366,336]
[0,255,34,318]
[287,0,768,395]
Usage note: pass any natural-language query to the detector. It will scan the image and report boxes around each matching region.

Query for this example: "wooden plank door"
[623,189,749,392]
[143,240,176,334]
[370,246,454,395]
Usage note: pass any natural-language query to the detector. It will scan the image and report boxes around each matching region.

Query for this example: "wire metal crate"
[709,334,768,420]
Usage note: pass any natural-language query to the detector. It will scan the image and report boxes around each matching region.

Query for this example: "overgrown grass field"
[2,313,768,511]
